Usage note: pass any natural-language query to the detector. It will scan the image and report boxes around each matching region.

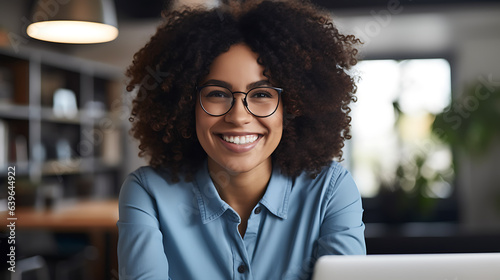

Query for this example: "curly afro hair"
[126,0,360,181]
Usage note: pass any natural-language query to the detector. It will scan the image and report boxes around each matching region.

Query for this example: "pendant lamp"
[27,0,119,44]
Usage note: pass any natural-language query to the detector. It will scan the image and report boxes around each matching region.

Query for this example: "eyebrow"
[202,79,232,89]
[202,79,271,90]
[247,80,272,89]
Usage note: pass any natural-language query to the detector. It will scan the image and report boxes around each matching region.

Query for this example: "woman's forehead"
[203,44,266,89]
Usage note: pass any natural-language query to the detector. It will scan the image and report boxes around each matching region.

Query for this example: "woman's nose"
[224,95,252,125]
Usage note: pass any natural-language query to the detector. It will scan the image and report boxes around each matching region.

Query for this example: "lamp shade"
[27,0,119,44]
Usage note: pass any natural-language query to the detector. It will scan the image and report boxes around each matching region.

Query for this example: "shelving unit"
[0,46,125,206]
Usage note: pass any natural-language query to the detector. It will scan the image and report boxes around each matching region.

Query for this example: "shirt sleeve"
[117,168,172,280]
[316,165,366,256]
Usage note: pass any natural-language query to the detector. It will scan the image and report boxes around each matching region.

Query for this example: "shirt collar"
[193,161,231,224]
[193,161,292,224]
[259,164,291,219]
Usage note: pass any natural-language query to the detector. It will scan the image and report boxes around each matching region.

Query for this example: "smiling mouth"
[220,134,260,145]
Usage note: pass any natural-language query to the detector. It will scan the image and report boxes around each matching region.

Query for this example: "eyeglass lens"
[199,86,280,117]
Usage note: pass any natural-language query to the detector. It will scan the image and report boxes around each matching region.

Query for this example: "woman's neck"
[208,158,272,217]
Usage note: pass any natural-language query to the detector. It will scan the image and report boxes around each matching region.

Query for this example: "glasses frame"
[197,85,284,118]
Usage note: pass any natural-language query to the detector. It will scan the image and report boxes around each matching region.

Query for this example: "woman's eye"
[207,91,230,98]
[251,91,273,98]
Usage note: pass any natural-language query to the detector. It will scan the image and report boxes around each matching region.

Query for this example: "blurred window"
[346,58,454,199]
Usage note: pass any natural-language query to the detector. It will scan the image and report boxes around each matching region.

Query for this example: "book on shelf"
[0,119,7,167]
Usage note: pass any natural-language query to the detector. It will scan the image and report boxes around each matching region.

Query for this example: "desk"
[1,199,119,280]
[12,200,118,229]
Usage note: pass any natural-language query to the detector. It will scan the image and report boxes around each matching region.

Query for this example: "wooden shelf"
[0,103,30,119]
[0,157,121,177]
[0,46,125,197]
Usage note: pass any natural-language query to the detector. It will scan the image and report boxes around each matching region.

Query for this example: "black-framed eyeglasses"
[197,85,283,118]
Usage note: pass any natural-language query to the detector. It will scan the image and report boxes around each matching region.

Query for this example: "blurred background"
[0,0,499,279]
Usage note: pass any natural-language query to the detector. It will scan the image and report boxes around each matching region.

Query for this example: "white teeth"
[222,135,258,145]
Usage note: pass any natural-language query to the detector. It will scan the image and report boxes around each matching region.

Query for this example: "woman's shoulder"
[291,161,358,197]
[320,160,349,177]
[123,166,192,195]
[295,160,351,183]
[126,165,167,183]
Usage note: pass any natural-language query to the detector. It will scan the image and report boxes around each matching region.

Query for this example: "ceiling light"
[27,0,119,44]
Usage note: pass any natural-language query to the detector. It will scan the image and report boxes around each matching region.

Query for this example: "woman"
[117,0,365,279]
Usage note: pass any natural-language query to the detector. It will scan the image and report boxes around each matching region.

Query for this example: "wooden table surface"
[3,199,119,230]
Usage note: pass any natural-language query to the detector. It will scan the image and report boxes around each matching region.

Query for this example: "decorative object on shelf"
[32,142,47,163]
[16,178,38,207]
[26,0,119,44]
[15,134,28,168]
[56,138,72,160]
[38,183,63,210]
[53,88,78,118]
[84,100,106,119]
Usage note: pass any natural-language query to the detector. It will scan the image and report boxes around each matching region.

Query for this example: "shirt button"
[254,207,262,214]
[238,264,246,273]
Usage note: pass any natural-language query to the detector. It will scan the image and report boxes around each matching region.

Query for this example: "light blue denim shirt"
[117,161,365,280]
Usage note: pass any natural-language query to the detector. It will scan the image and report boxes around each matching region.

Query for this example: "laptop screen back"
[312,253,500,280]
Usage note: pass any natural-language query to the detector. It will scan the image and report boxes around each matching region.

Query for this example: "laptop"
[312,253,500,280]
